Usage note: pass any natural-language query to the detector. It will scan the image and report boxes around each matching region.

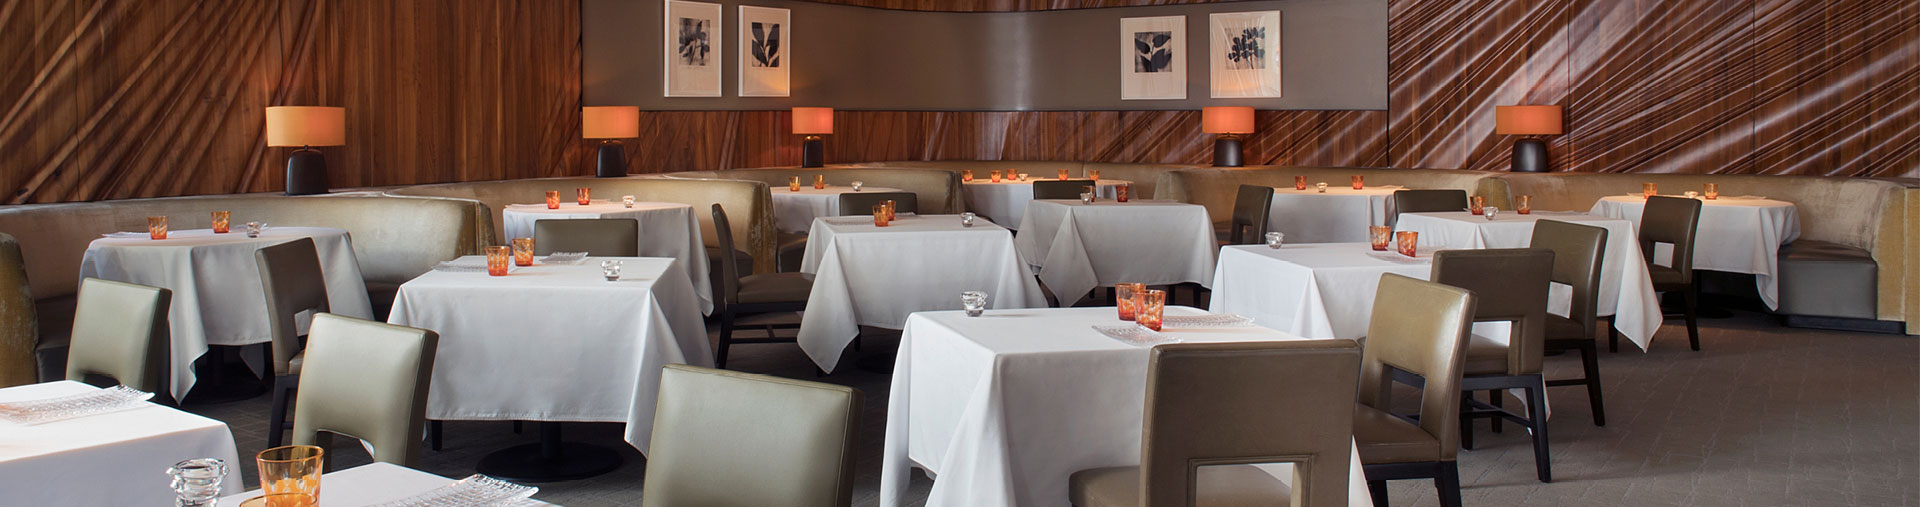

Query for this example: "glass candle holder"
[884,200,897,221]
[1079,192,1094,204]
[962,170,974,182]
[1265,231,1286,249]
[577,188,591,206]
[211,211,230,234]
[1351,175,1365,189]
[255,445,323,507]
[960,212,977,227]
[1088,169,1101,181]
[1396,231,1419,257]
[545,191,560,209]
[1703,183,1718,200]
[1115,283,1146,321]
[168,457,228,507]
[1117,184,1131,203]
[1369,225,1392,251]
[990,170,1002,182]
[1295,176,1308,190]
[814,174,826,189]
[1642,182,1658,199]
[1019,173,1030,181]
[872,204,890,226]
[1484,207,1499,220]
[486,246,510,276]
[1316,182,1328,193]
[852,181,864,191]
[623,195,636,208]
[789,176,802,192]
[1470,195,1486,215]
[511,238,536,266]
[1516,195,1532,214]
[1684,191,1699,199]
[246,221,265,238]
[960,291,988,317]
[1057,169,1070,181]
[1137,289,1167,331]
[601,260,623,281]
[148,216,169,240]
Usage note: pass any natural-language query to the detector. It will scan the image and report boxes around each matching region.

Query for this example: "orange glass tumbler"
[211,211,230,234]
[872,204,889,226]
[1117,184,1131,203]
[1396,231,1419,257]
[1351,175,1364,189]
[814,175,826,190]
[1057,169,1070,181]
[545,191,560,209]
[962,170,974,182]
[486,246,510,276]
[148,216,169,240]
[1642,182,1658,199]
[1470,196,1486,215]
[1137,289,1167,331]
[990,170,1002,182]
[255,445,323,507]
[1295,176,1308,190]
[1369,225,1391,251]
[511,238,535,266]
[1115,283,1145,321]
[1516,195,1532,214]
[1703,183,1718,200]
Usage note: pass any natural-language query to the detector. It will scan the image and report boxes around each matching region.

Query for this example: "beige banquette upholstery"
[0,233,34,388]
[843,160,1206,201]
[1157,167,1513,225]
[666,167,965,215]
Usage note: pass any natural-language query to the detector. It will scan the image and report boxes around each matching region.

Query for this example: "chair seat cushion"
[1070,465,1295,507]
[1353,404,1442,464]
[286,350,305,376]
[1646,264,1688,289]
[1462,333,1509,376]
[737,273,813,304]
[1543,314,1591,341]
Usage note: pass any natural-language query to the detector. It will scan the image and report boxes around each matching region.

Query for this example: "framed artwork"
[739,6,791,97]
[664,0,722,97]
[1208,11,1282,98]
[1120,16,1186,100]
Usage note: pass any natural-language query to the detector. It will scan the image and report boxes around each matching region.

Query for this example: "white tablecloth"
[502,201,713,314]
[962,178,1130,228]
[879,307,1372,507]
[385,256,710,454]
[1209,243,1435,340]
[219,462,557,506]
[1589,195,1801,309]
[1014,200,1217,302]
[1266,186,1403,243]
[770,185,906,234]
[78,227,374,399]
[0,381,242,506]
[798,215,1047,373]
[1394,211,1661,350]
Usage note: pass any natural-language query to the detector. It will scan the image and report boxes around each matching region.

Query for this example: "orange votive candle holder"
[1117,184,1131,203]
[1396,231,1419,257]
[486,246,511,276]
[884,200,898,221]
[1642,182,1658,199]
[1351,175,1364,190]
[1088,169,1101,181]
[211,211,230,234]
[577,188,592,205]
[789,176,802,192]
[990,170,1002,183]
[962,170,974,182]
[1703,183,1718,200]
[545,191,560,209]
[148,216,169,240]
[511,238,535,266]
[1057,169,1070,181]
[1137,289,1167,331]
[814,174,826,190]
[1295,176,1308,190]
[1115,283,1146,321]
[1369,225,1391,251]
[1516,195,1532,214]
[1470,196,1486,215]
[872,204,890,226]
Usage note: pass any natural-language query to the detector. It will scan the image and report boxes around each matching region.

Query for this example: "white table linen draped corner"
[1208,243,1435,341]
[879,307,1373,507]
[1588,195,1800,309]
[0,381,242,506]
[769,185,906,234]
[1393,211,1662,350]
[1265,185,1403,244]
[384,256,710,454]
[962,178,1130,228]
[1013,200,1218,302]
[797,215,1047,373]
[219,462,557,506]
[78,226,374,400]
[501,200,714,314]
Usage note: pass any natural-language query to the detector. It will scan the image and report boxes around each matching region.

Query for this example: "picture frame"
[1208,11,1282,98]
[1120,16,1186,100]
[665,0,722,97]
[738,5,791,97]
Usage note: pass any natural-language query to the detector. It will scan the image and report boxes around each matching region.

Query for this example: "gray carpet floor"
[187,306,1919,507]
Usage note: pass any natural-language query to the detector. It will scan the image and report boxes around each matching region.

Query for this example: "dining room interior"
[0,0,1915,506]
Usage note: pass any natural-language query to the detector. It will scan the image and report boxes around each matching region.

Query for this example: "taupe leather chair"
[643,364,860,507]
[258,238,329,448]
[65,278,171,396]
[1216,184,1275,246]
[0,233,36,388]
[1431,248,1556,483]
[291,313,438,468]
[532,218,639,257]
[1634,196,1703,351]
[712,204,813,369]
[1386,189,1468,227]
[1033,179,1098,200]
[836,192,919,216]
[1355,273,1475,507]
[1069,340,1362,507]
[1530,220,1610,426]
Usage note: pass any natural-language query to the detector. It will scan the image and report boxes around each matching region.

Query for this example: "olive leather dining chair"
[711,204,813,369]
[1633,196,1704,351]
[642,364,861,507]
[258,238,329,449]
[1431,248,1556,483]
[532,218,640,257]
[291,313,439,468]
[1529,219,1610,426]
[1354,273,1476,507]
[1069,340,1363,507]
[65,278,171,397]
[1033,179,1098,200]
[1217,184,1275,246]
[836,192,919,216]
[1386,189,1468,228]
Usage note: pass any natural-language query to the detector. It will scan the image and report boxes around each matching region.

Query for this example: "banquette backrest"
[665,167,964,215]
[1156,166,1512,223]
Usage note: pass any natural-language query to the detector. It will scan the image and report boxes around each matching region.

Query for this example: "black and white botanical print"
[1226,26,1266,70]
[751,22,782,68]
[678,17,710,66]
[1133,31,1173,73]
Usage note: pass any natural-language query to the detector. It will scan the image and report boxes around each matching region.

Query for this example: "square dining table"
[770,184,906,234]
[1589,195,1801,309]
[0,380,242,506]
[1014,199,1217,302]
[962,177,1130,228]
[501,200,713,314]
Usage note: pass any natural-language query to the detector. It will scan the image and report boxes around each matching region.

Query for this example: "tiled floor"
[189,308,1918,506]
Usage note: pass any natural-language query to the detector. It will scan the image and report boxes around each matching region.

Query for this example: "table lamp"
[265,106,345,196]
[793,107,833,168]
[583,106,640,178]
[1202,106,1254,167]
[1496,105,1563,173]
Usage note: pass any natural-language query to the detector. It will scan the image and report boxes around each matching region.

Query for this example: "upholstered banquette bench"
[1155,166,1513,224]
[663,167,965,214]
[840,161,1206,202]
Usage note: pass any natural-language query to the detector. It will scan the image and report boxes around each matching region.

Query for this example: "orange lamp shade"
[582,106,640,139]
[793,107,834,135]
[265,107,346,147]
[1496,105,1564,136]
[1201,106,1255,135]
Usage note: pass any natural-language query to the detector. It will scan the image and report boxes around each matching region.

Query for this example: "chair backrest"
[1359,273,1475,461]
[0,232,36,388]
[1227,184,1275,245]
[1388,189,1469,227]
[1431,248,1555,374]
[291,313,438,468]
[835,192,919,216]
[1639,196,1702,277]
[1140,340,1361,507]
[1529,220,1608,335]
[644,364,861,507]
[256,238,330,377]
[65,278,170,394]
[532,218,640,257]
[711,205,743,308]
[1032,179,1097,200]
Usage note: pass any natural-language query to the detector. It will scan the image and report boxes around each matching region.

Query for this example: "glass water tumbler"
[623,195,636,208]
[1116,283,1146,321]
[961,291,988,317]
[814,174,826,189]
[511,238,535,266]
[148,216,169,240]
[1369,225,1392,251]
[577,187,591,205]
[545,191,560,209]
[990,170,1002,182]
[872,204,890,226]
[1057,169,1070,181]
[789,176,802,191]
[168,458,228,507]
[962,170,974,182]
[1351,175,1364,189]
[1137,289,1168,331]
[1642,182,1658,199]
[1295,176,1308,190]
[1396,231,1419,257]
[486,246,511,276]
[211,211,230,234]
[256,445,323,507]
[1517,195,1532,214]
[1470,195,1486,215]
[1704,183,1718,200]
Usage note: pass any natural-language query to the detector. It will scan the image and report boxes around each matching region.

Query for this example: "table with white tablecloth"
[220,462,558,506]
[1589,195,1800,309]
[1394,211,1662,349]
[385,256,709,454]
[1265,186,1404,243]
[1208,243,1435,340]
[1,381,242,506]
[79,227,374,400]
[769,185,907,234]
[797,215,1047,373]
[501,200,713,314]
[1014,200,1217,302]
[962,178,1130,228]
[879,307,1372,507]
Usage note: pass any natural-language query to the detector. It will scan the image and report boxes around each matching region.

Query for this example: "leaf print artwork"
[1133,31,1173,73]
[1226,26,1265,70]
[751,22,782,68]
[678,17,710,66]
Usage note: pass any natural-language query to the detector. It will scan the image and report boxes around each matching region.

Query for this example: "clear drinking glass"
[623,195,636,208]
[148,216,169,240]
[1470,195,1486,215]
[601,260,623,281]
[211,211,230,234]
[1351,175,1364,189]
[1265,231,1285,249]
[511,238,535,266]
[255,445,322,507]
[960,212,977,227]
[1019,173,1030,181]
[1079,192,1094,204]
[1137,290,1167,331]
[1115,283,1145,321]
[545,191,560,209]
[961,291,988,317]
[1369,225,1392,251]
[852,181,864,191]
[1316,182,1328,193]
[576,187,591,205]
[246,222,265,238]
[168,458,228,507]
[1484,207,1499,220]
[486,246,510,276]
[1517,195,1532,214]
[1684,191,1699,199]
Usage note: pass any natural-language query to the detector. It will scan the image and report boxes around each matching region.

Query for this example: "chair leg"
[1367,480,1390,507]
[1526,380,1553,483]
[1490,391,1504,433]
[1459,396,1475,450]
[267,376,294,448]
[1436,462,1462,507]
[428,420,442,451]
[715,316,736,369]
[1683,286,1701,351]
[1607,321,1620,353]
[1579,340,1606,426]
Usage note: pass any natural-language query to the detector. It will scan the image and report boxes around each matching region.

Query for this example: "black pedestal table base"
[475,422,623,483]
